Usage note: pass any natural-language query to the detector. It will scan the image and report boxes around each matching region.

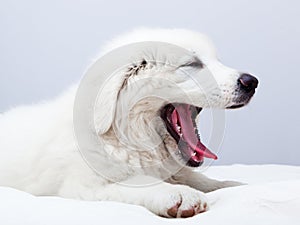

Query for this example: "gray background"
[1,0,299,165]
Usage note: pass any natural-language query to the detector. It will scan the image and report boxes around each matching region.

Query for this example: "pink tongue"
[174,104,218,160]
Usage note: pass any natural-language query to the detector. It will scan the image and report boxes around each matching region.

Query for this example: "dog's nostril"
[238,73,258,92]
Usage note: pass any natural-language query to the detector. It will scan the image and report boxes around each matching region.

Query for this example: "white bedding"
[1,165,299,225]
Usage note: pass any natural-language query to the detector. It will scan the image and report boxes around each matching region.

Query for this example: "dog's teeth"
[176,124,181,133]
[192,151,197,156]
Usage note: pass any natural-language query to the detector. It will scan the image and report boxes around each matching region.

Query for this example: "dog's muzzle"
[228,73,259,109]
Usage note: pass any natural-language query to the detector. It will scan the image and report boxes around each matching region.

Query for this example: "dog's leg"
[58,173,208,218]
[167,168,244,193]
[95,175,209,218]
[97,175,209,218]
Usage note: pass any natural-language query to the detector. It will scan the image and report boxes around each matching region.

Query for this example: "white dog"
[0,28,258,218]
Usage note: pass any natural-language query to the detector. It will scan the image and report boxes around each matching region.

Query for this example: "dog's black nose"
[238,73,258,92]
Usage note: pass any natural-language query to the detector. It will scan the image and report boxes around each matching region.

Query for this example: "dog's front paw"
[147,185,209,218]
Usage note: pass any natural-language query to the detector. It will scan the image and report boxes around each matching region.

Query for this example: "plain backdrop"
[0,0,299,165]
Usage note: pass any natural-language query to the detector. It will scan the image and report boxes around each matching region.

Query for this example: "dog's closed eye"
[178,56,204,69]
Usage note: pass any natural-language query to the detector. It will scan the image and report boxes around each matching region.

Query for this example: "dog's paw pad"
[167,202,180,217]
[180,207,195,218]
[165,192,208,218]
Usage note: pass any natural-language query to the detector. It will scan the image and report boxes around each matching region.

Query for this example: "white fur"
[0,28,245,218]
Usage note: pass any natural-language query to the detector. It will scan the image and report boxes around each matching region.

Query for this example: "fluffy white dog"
[0,28,258,218]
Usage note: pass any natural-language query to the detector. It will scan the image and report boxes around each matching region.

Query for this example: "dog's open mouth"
[161,103,218,167]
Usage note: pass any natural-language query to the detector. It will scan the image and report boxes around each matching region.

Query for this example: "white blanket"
[1,165,299,225]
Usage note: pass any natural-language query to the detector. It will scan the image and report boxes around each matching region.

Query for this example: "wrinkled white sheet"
[0,165,299,225]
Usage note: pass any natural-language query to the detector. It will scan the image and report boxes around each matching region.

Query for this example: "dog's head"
[94,28,258,168]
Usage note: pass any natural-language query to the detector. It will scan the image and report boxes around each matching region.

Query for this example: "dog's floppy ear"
[94,70,128,135]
